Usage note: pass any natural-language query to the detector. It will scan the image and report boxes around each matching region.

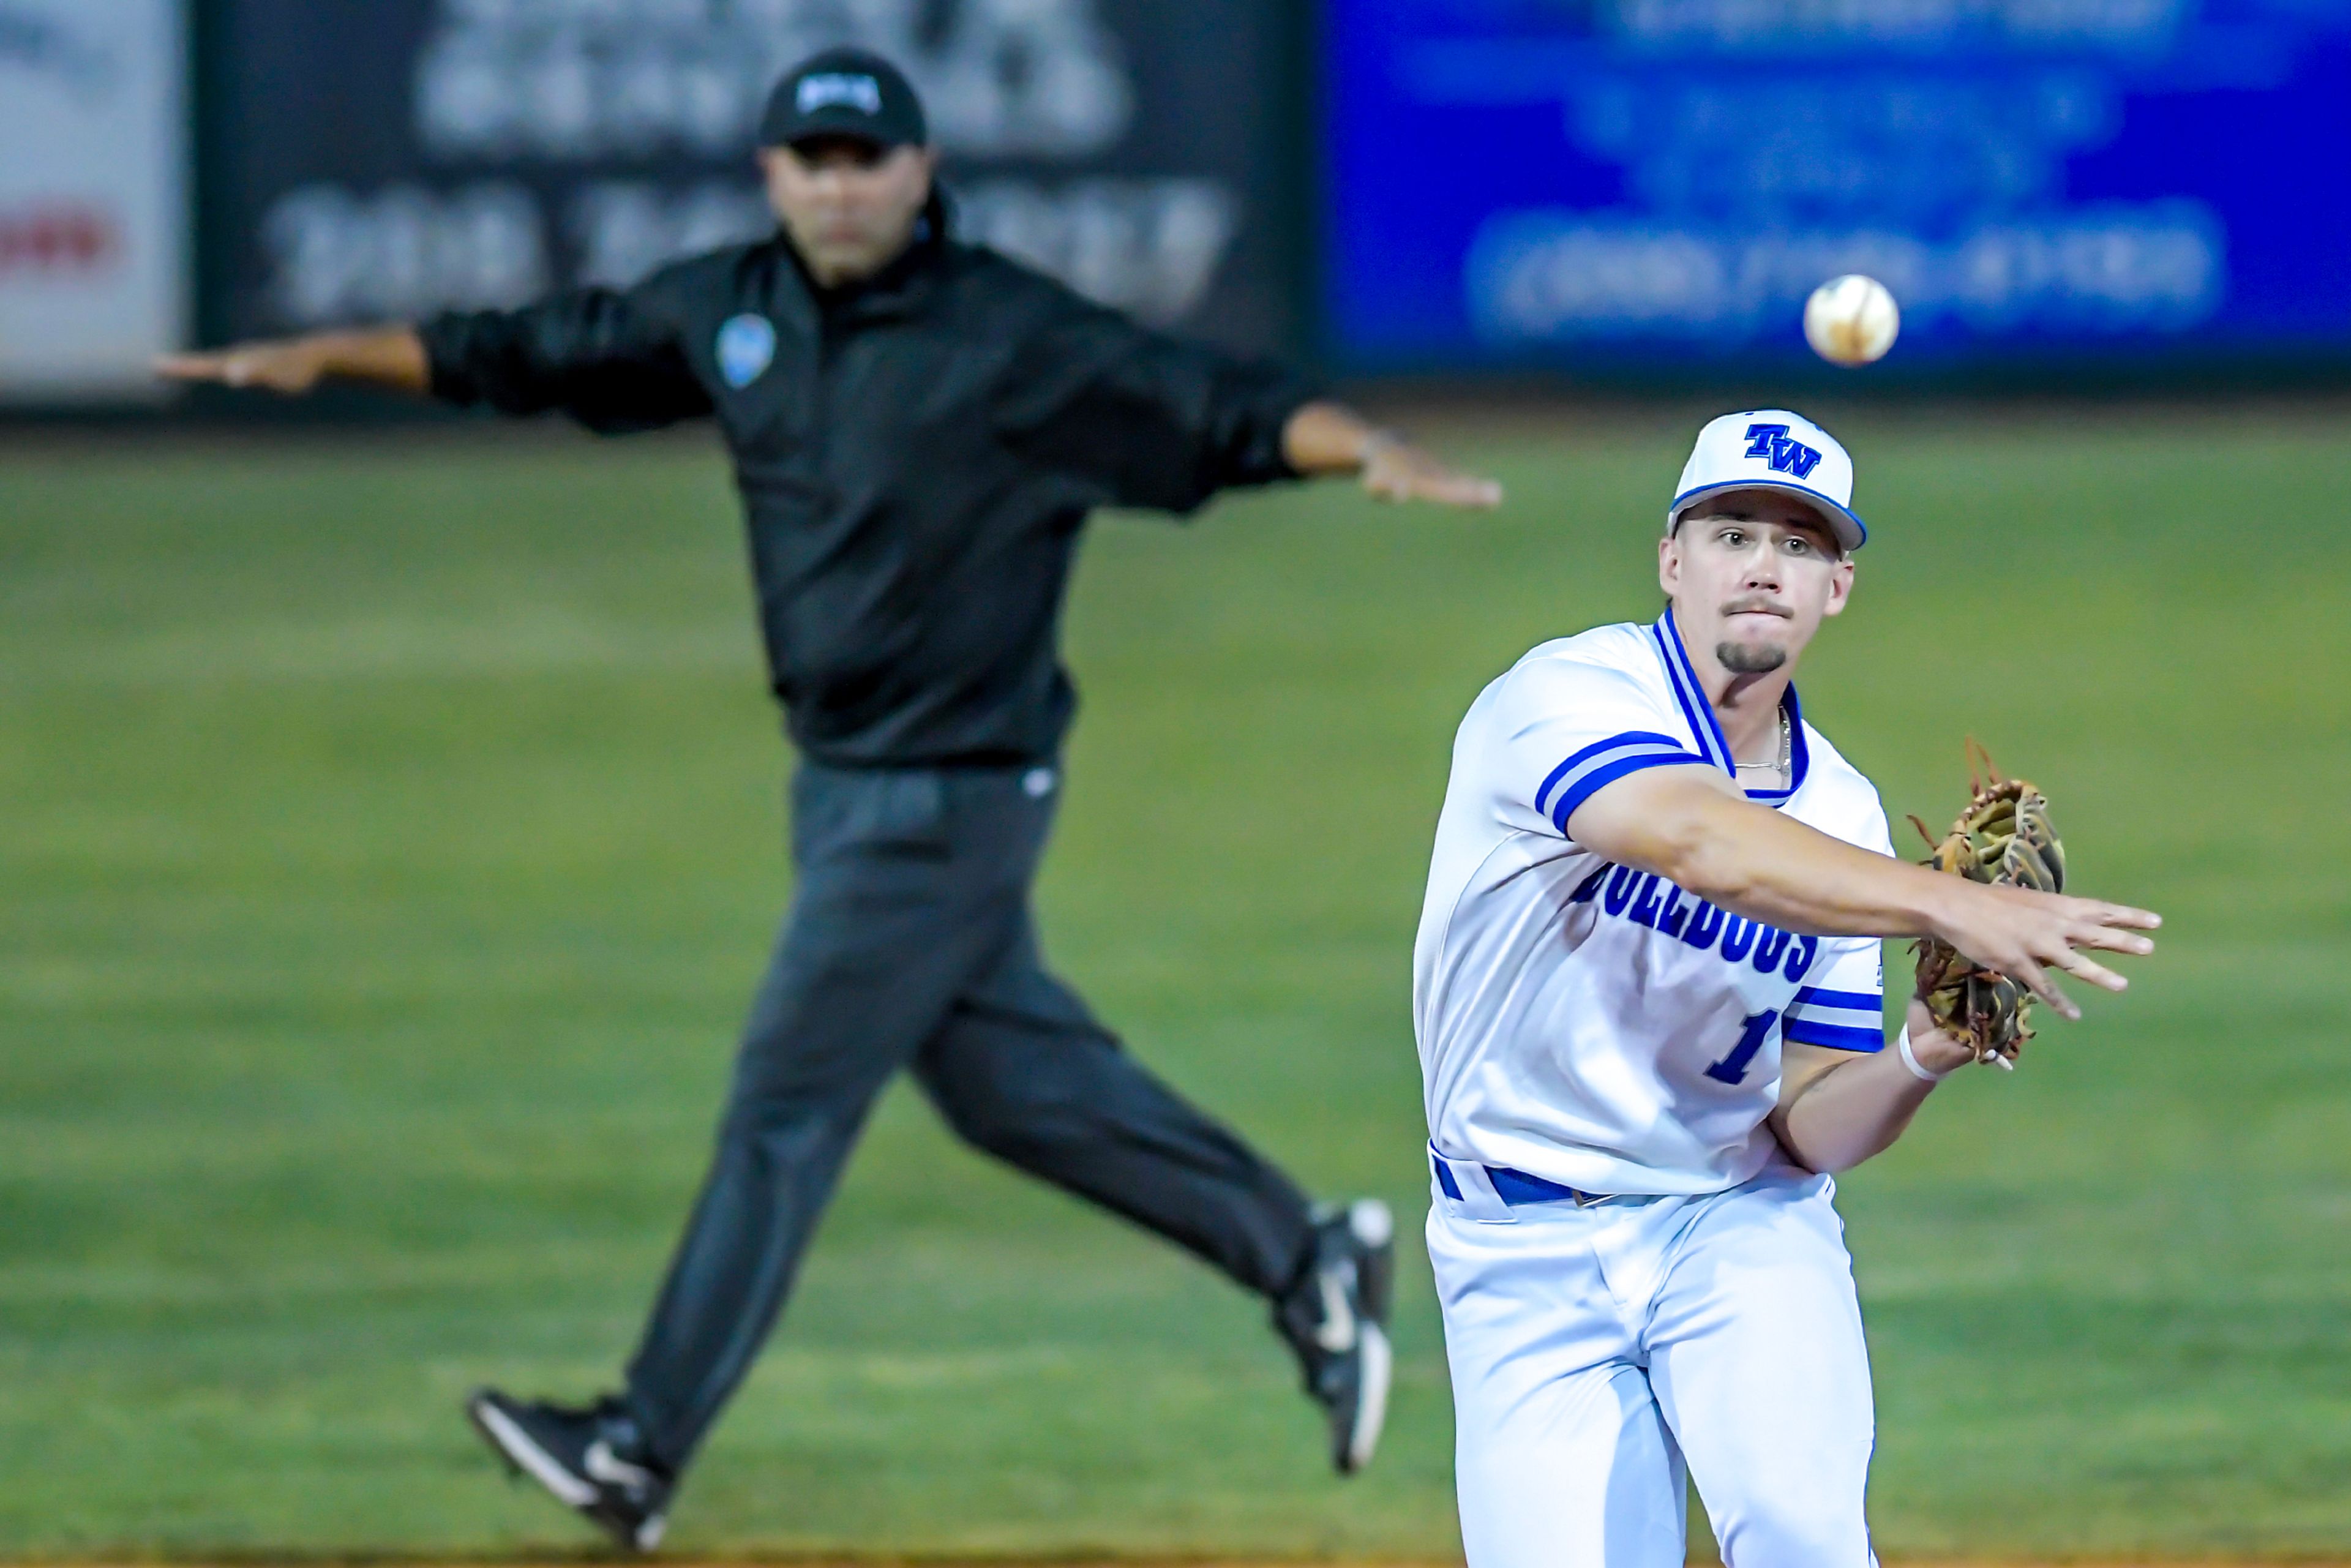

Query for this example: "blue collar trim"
[1651,610,1809,805]
[1649,612,1730,772]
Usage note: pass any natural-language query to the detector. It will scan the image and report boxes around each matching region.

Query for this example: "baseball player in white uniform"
[1413,411,2160,1567]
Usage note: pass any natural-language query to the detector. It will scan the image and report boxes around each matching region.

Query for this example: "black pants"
[621,760,1317,1470]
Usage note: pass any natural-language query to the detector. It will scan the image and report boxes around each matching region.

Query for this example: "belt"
[1430,1146,1618,1213]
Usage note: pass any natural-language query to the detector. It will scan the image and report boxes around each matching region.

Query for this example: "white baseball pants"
[1427,1161,1878,1568]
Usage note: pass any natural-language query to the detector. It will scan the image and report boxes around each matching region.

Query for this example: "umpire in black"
[163,48,1501,1551]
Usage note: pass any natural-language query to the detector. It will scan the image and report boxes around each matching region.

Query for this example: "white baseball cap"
[1668,409,1866,552]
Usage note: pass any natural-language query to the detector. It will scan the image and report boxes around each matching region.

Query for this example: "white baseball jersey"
[1413,610,1892,1197]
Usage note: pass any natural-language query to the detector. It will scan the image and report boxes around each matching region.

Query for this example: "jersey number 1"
[1703,1009,1779,1086]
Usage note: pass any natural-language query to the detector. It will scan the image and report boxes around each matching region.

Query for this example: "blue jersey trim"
[1651,611,1810,807]
[1782,1018,1886,1052]
[1791,986,1884,1012]
[1738,683,1812,805]
[1550,750,1712,833]
[1651,613,1731,771]
[1535,730,1687,819]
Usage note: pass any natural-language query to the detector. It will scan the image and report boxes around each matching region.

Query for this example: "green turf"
[1,406,2346,1558]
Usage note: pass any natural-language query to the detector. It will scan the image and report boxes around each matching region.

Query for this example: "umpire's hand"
[1362,433,1504,508]
[157,328,433,398]
[1284,400,1505,509]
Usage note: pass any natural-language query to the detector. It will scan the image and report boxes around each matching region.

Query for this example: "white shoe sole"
[472,1398,668,1550]
[1345,1320,1393,1472]
[471,1398,598,1507]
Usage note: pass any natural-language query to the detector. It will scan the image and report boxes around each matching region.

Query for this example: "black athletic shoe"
[1274,1198,1396,1475]
[466,1387,673,1551]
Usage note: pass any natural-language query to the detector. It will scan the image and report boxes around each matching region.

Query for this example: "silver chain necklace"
[1733,707,1791,786]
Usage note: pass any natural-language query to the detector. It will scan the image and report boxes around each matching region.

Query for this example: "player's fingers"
[2012,955,2079,1019]
[2072,922,2155,956]
[2086,902,2162,930]
[2052,947,2128,992]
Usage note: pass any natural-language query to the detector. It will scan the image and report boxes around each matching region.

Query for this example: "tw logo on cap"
[797,72,882,116]
[1743,423,1823,480]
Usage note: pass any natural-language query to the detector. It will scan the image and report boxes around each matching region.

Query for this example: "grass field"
[2,403,2349,1561]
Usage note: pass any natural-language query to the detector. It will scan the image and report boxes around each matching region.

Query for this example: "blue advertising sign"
[1321,0,2351,372]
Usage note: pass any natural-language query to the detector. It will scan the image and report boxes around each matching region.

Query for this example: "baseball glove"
[1908,743,2066,1068]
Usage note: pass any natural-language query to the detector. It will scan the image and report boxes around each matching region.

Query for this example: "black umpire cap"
[759,47,928,149]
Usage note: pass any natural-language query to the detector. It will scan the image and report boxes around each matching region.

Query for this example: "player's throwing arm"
[1409,410,2156,1568]
[1571,767,2151,1029]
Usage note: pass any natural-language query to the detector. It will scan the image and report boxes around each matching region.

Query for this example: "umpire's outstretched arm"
[156,285,711,436]
[156,308,1499,510]
[989,296,1501,511]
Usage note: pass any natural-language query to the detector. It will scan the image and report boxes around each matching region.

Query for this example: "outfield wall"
[6,0,2351,404]
[194,0,1308,359]
[1317,0,2351,380]
[0,0,190,400]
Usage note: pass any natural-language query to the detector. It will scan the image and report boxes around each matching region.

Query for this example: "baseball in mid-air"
[1804,274,1901,367]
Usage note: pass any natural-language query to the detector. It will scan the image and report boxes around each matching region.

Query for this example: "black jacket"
[419,209,1322,767]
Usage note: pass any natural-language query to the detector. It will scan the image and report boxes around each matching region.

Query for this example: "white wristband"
[1897,1027,1956,1083]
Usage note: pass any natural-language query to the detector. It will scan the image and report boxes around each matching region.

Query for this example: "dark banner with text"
[201,0,1300,356]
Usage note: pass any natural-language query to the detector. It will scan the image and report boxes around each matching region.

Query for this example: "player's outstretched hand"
[1932,881,2159,1021]
[1362,437,1504,509]
[156,339,333,396]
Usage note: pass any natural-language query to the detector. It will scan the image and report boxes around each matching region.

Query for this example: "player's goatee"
[1715,641,1788,674]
